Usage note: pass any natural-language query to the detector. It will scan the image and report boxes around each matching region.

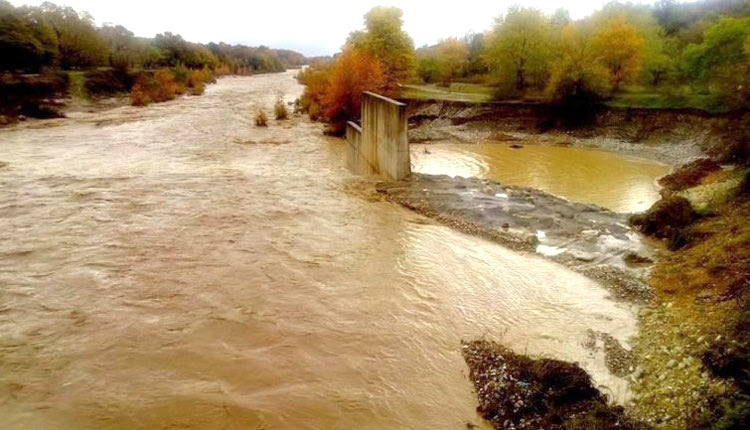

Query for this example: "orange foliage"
[130,67,215,106]
[297,61,333,121]
[322,48,386,133]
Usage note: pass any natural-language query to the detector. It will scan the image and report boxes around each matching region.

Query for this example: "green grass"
[66,71,87,99]
[606,84,727,113]
[402,82,731,113]
[399,83,493,103]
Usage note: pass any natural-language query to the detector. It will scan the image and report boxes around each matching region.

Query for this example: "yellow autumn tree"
[547,24,611,103]
[436,37,468,85]
[591,17,644,91]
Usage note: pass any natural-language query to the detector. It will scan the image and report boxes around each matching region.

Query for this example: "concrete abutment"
[346,92,410,180]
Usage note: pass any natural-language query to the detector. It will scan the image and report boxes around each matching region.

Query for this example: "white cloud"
[9,0,658,56]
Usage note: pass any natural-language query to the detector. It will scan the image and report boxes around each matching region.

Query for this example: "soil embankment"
[405,99,749,165]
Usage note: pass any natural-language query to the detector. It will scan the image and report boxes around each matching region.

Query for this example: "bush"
[630,196,698,248]
[130,70,176,106]
[130,82,150,106]
[321,48,386,134]
[84,69,136,97]
[274,95,288,120]
[255,110,268,127]
[130,67,214,105]
[186,69,211,95]
[0,73,68,119]
[659,158,723,193]
[297,48,386,135]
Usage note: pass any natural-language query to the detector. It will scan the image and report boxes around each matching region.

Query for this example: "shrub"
[173,63,189,84]
[658,158,723,193]
[130,82,150,106]
[321,48,386,134]
[84,69,136,97]
[186,69,210,95]
[274,95,288,120]
[255,109,268,127]
[153,69,179,101]
[297,49,386,134]
[629,196,698,248]
[296,61,333,120]
[129,69,177,106]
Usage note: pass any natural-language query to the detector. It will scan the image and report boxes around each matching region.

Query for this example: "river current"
[0,71,664,429]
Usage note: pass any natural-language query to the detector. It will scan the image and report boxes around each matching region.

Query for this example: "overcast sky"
[10,0,661,56]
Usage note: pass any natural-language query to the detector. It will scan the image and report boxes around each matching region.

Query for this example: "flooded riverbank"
[2,71,639,428]
[412,143,670,214]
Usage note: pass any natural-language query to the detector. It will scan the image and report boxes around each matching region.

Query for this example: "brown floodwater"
[2,71,639,429]
[412,143,671,213]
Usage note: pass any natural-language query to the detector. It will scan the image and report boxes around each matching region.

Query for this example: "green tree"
[346,6,415,94]
[416,51,441,84]
[0,1,58,71]
[684,17,750,80]
[436,37,468,84]
[486,6,554,97]
[465,32,489,77]
[551,8,572,28]
[40,2,107,69]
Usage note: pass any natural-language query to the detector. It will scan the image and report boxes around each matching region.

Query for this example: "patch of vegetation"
[254,110,268,127]
[0,72,68,121]
[274,95,288,120]
[129,67,214,106]
[399,84,493,103]
[629,196,698,248]
[84,68,136,97]
[297,7,413,134]
[462,340,650,430]
[0,2,306,76]
[659,158,723,192]
[677,170,747,215]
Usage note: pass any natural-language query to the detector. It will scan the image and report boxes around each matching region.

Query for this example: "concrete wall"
[346,121,375,175]
[346,92,410,180]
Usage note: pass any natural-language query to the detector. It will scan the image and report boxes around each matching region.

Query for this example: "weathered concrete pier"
[346,92,410,180]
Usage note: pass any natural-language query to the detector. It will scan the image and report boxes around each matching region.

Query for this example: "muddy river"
[0,71,662,429]
[412,143,670,213]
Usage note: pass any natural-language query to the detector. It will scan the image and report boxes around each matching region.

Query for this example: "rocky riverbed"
[377,174,655,304]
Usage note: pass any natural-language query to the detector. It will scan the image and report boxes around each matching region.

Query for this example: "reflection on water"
[0,72,635,429]
[412,143,671,213]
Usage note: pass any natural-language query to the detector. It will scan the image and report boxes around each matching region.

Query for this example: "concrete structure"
[346,92,410,180]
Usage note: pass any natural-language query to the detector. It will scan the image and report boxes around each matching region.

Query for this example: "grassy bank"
[400,83,493,103]
[400,83,728,113]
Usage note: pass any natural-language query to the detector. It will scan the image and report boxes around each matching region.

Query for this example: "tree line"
[0,1,307,74]
[300,0,750,134]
